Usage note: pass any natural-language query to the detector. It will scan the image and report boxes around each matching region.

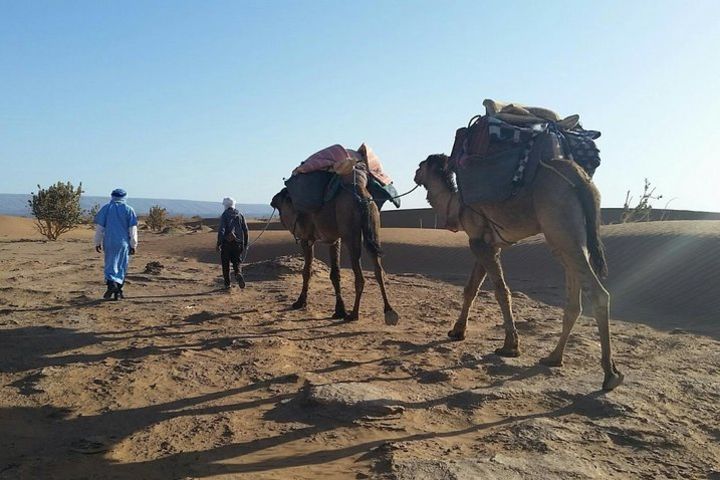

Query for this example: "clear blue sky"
[1,0,718,211]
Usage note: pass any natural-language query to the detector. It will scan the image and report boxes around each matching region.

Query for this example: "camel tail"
[360,198,383,257]
[575,169,608,279]
[551,161,608,278]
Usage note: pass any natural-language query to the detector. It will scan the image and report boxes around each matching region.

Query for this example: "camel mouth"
[413,167,425,187]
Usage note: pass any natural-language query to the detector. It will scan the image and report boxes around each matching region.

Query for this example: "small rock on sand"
[302,378,405,419]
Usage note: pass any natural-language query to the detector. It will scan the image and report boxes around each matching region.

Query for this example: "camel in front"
[414,138,622,391]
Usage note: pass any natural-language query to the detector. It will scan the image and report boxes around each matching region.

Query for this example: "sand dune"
[0,215,45,239]
[0,215,94,241]
[1,217,719,478]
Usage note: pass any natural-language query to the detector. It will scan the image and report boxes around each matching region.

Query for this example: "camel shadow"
[479,355,553,388]
[0,325,235,375]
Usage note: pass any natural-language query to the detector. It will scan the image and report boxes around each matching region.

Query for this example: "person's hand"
[129,247,136,255]
[95,245,102,253]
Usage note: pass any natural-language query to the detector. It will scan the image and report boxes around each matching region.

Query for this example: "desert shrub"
[146,205,168,232]
[82,203,101,225]
[621,178,663,223]
[28,181,84,240]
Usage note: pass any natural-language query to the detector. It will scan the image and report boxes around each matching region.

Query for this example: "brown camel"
[414,135,623,390]
[270,169,399,325]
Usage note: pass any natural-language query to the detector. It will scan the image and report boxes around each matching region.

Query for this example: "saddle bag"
[284,171,335,213]
[562,129,601,177]
[456,145,527,205]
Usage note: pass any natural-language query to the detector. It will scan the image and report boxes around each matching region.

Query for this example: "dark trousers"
[221,241,243,285]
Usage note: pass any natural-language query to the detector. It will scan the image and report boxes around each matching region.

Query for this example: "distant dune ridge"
[0,193,273,218]
[5,191,717,223]
[380,207,720,228]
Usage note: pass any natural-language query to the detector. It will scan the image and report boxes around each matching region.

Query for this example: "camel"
[414,134,623,390]
[270,167,399,325]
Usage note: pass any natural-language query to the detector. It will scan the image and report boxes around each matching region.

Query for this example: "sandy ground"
[1,216,719,479]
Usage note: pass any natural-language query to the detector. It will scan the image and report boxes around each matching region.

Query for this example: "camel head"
[415,154,456,192]
[270,188,297,231]
[270,188,291,212]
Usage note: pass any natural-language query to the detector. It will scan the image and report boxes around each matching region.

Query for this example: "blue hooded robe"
[94,198,138,284]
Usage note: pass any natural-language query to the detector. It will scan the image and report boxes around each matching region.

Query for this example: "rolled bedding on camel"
[292,143,392,186]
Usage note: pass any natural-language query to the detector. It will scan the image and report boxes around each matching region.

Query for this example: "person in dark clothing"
[217,197,249,289]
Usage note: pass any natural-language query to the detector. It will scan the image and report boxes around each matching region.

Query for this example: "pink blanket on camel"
[293,143,392,185]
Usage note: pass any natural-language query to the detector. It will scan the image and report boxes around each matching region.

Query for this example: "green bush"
[146,205,168,232]
[28,181,84,240]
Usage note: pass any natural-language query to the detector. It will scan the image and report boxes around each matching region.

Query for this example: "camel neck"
[425,176,457,213]
[424,175,463,231]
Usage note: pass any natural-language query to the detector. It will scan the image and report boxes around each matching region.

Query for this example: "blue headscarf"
[111,188,127,202]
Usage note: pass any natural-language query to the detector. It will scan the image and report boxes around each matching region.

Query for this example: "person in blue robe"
[94,188,138,300]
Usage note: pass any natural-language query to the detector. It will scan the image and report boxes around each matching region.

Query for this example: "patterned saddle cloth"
[451,110,601,205]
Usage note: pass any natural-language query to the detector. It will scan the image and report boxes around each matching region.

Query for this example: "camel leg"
[478,246,520,357]
[345,237,364,322]
[369,253,399,326]
[546,246,622,390]
[448,259,487,341]
[581,268,623,391]
[328,241,347,319]
[540,269,581,367]
[292,240,314,310]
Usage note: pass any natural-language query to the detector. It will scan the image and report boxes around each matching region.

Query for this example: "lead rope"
[387,183,420,199]
[463,202,515,245]
[240,208,276,263]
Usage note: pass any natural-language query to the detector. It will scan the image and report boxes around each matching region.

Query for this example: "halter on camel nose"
[414,164,426,186]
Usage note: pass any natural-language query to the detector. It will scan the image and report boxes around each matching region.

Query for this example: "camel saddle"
[284,168,400,215]
[450,100,602,205]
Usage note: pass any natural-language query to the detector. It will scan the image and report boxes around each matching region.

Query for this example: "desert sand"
[1,215,719,479]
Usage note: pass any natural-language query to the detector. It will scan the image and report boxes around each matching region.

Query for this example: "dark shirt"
[217,208,249,247]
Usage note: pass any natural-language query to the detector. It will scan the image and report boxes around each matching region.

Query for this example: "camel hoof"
[291,300,306,310]
[344,313,359,322]
[539,355,563,367]
[448,330,465,341]
[495,347,521,358]
[602,369,624,391]
[384,309,399,326]
[330,308,347,320]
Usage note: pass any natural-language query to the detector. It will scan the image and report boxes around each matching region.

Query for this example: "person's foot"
[103,281,116,300]
[223,282,231,290]
[237,275,246,289]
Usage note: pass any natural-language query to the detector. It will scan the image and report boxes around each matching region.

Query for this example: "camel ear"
[435,154,450,172]
[425,154,447,174]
